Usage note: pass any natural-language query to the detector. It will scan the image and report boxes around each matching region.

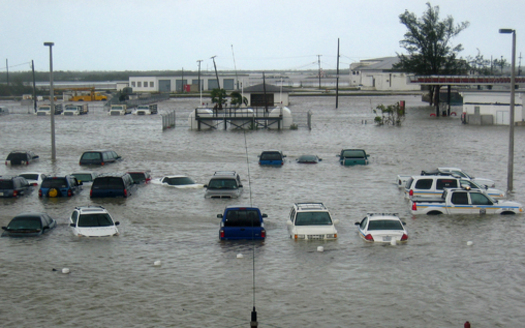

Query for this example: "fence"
[162,110,176,130]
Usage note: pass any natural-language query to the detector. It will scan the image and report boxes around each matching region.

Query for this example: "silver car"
[204,171,243,199]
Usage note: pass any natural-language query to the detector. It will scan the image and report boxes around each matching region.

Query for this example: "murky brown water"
[1,95,524,327]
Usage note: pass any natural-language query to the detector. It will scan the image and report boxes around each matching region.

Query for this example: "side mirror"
[33,155,39,159]
[333,219,340,225]
[318,158,322,161]
[354,222,360,226]
[262,214,268,218]
[1,226,7,230]
[286,221,293,226]
[485,185,488,190]
[217,214,223,218]
[70,223,75,227]
[238,185,243,188]
[203,185,208,188]
[283,155,287,158]
[402,222,407,225]
[115,221,120,226]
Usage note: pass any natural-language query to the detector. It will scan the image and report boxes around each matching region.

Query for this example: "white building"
[350,57,420,91]
[128,74,243,93]
[461,91,525,125]
[241,83,290,106]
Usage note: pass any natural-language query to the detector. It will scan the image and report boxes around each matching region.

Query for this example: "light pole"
[210,55,220,89]
[197,59,203,105]
[44,42,56,161]
[499,28,516,192]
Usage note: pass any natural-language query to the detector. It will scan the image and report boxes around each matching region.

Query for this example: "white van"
[404,176,505,199]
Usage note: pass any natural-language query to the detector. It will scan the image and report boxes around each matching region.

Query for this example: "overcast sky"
[2,0,524,73]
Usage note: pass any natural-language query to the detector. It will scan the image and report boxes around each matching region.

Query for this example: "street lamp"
[43,42,56,161]
[499,28,516,192]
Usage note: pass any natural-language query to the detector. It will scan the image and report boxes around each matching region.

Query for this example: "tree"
[229,91,248,108]
[395,2,469,116]
[465,49,492,75]
[493,57,508,74]
[210,88,227,110]
[373,102,405,126]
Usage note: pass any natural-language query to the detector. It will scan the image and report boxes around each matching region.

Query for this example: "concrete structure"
[461,91,525,125]
[350,57,420,91]
[240,83,291,106]
[129,74,244,93]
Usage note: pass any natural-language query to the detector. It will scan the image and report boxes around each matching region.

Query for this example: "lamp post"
[499,28,516,192]
[44,42,56,161]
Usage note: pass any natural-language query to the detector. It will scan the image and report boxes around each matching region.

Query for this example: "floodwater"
[1,95,525,328]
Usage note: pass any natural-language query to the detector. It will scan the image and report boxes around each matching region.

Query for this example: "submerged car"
[152,175,204,188]
[337,149,368,166]
[127,171,152,184]
[0,176,33,198]
[5,151,39,166]
[71,172,98,184]
[69,206,120,237]
[218,205,267,240]
[39,175,83,198]
[258,150,286,166]
[286,202,339,240]
[204,171,243,199]
[90,173,135,198]
[355,213,408,243]
[296,155,322,164]
[79,150,121,166]
[2,212,57,237]
[18,172,47,186]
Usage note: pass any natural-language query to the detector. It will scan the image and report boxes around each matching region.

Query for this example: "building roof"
[241,83,291,93]
[351,57,400,72]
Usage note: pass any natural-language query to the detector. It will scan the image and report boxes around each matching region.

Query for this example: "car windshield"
[78,213,114,227]
[81,152,101,160]
[7,217,42,231]
[295,212,333,226]
[0,180,14,189]
[342,150,365,158]
[73,174,93,182]
[20,174,39,181]
[224,210,261,227]
[260,152,282,160]
[41,178,68,189]
[92,177,124,189]
[367,220,404,231]
[165,177,195,185]
[129,173,146,183]
[208,178,237,189]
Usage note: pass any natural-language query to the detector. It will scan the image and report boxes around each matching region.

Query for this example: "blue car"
[39,175,83,198]
[258,150,285,166]
[218,206,267,240]
[90,173,135,198]
[2,212,57,237]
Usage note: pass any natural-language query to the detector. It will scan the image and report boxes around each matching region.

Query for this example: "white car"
[71,172,98,184]
[286,203,339,240]
[152,175,204,189]
[18,172,47,186]
[355,213,408,243]
[435,167,496,188]
[69,206,120,237]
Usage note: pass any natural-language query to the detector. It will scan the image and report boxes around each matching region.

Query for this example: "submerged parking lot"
[1,95,525,327]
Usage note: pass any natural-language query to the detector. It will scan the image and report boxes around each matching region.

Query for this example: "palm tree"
[230,91,248,108]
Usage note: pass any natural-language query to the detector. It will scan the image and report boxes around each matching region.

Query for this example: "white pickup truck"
[397,167,496,189]
[410,188,523,215]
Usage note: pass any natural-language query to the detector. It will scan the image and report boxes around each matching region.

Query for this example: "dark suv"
[79,150,122,166]
[0,176,33,198]
[90,173,135,198]
[39,175,83,198]
[5,151,39,166]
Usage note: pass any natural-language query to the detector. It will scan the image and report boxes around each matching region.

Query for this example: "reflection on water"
[1,95,525,327]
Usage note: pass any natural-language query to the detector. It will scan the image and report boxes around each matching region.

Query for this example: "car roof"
[0,175,22,180]
[294,202,328,211]
[162,175,189,178]
[95,172,128,178]
[19,172,44,175]
[225,205,260,210]
[366,213,401,221]
[212,171,238,177]
[75,205,108,212]
[13,212,48,218]
[127,170,151,174]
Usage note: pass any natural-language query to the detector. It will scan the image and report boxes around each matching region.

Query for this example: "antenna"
[231,45,239,89]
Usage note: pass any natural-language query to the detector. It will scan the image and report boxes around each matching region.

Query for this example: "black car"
[296,155,322,164]
[90,173,135,198]
[0,176,33,198]
[79,150,122,166]
[5,151,39,165]
[1,212,57,237]
[127,171,152,184]
[39,175,83,198]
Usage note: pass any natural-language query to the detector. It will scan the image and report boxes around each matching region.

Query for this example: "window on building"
[150,82,154,88]
[137,82,142,87]
[131,82,136,87]
[144,81,148,88]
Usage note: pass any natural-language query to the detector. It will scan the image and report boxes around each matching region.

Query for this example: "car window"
[20,174,39,180]
[452,170,468,178]
[7,153,29,161]
[8,217,42,231]
[451,192,469,204]
[0,180,13,189]
[414,179,433,190]
[260,152,282,160]
[208,178,237,189]
[470,193,492,205]
[290,209,296,222]
[367,220,404,231]
[71,211,79,224]
[360,217,368,230]
[295,212,332,226]
[436,179,458,190]
[41,178,68,189]
[73,174,93,182]
[224,210,261,227]
[41,214,51,227]
[93,177,125,189]
[165,177,195,185]
[405,178,414,189]
[78,213,114,227]
[342,150,365,158]
[129,173,146,183]
[82,152,101,160]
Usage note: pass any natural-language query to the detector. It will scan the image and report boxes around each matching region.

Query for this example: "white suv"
[69,206,120,237]
[286,203,339,240]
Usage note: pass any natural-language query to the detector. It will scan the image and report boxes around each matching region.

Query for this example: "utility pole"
[211,56,220,89]
[336,39,340,109]
[32,60,37,112]
[519,52,522,76]
[231,45,239,89]
[6,59,9,88]
[44,42,56,161]
[317,55,322,89]
[181,67,184,93]
[197,60,203,105]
